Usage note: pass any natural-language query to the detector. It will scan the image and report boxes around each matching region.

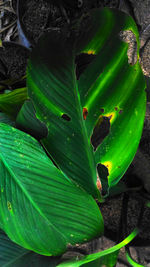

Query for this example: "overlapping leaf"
[16,100,48,139]
[0,230,61,267]
[17,8,146,196]
[57,228,139,267]
[0,87,28,118]
[26,31,99,198]
[0,123,103,256]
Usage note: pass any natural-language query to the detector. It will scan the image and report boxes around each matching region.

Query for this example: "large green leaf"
[77,8,146,187]
[57,228,139,267]
[17,8,146,196]
[0,230,60,267]
[26,32,99,198]
[0,123,103,256]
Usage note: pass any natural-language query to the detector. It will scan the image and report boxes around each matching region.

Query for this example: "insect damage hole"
[91,116,110,151]
[119,30,137,65]
[75,53,96,80]
[61,114,71,121]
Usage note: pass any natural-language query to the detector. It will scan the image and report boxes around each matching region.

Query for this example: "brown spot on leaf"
[7,201,12,211]
[97,176,102,191]
[83,107,88,120]
[97,163,109,196]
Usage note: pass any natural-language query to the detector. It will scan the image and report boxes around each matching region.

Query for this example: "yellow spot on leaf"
[102,161,112,173]
[104,112,116,123]
[7,201,12,212]
[87,50,95,55]
[135,109,138,116]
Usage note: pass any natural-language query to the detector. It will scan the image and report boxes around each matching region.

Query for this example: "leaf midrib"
[72,61,97,187]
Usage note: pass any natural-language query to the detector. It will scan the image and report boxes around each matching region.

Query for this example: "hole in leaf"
[83,107,88,120]
[91,116,110,151]
[119,109,123,114]
[114,106,118,111]
[61,114,71,121]
[100,108,105,113]
[97,163,109,196]
[119,30,137,65]
[75,53,96,80]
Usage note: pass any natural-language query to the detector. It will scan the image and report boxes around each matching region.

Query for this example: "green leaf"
[0,87,28,118]
[0,230,61,267]
[26,32,99,198]
[16,100,48,140]
[57,228,139,267]
[77,8,146,188]
[0,123,103,256]
[125,248,144,267]
[0,76,26,92]
[17,8,146,196]
[0,113,15,126]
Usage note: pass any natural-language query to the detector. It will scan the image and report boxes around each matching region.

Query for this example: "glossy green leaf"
[57,228,139,267]
[26,32,99,198]
[0,123,103,256]
[77,8,146,187]
[17,7,146,196]
[0,87,28,118]
[0,230,61,267]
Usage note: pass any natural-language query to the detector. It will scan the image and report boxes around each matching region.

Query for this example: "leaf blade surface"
[0,123,103,256]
